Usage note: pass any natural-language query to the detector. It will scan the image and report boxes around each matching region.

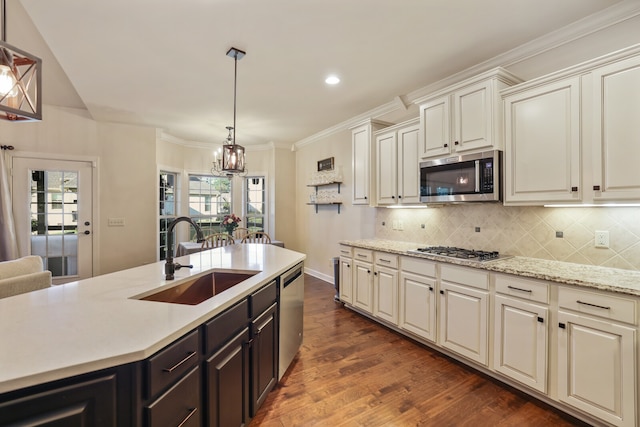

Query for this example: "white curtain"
[0,147,18,261]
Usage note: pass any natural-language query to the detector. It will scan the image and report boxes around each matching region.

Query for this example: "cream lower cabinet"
[372,253,399,325]
[352,249,374,313]
[398,257,437,343]
[338,245,353,304]
[493,274,549,394]
[438,264,489,366]
[557,287,637,427]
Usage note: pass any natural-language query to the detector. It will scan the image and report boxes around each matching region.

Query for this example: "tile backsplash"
[376,205,640,271]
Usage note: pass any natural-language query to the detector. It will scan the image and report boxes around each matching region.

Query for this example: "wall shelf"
[307,181,342,214]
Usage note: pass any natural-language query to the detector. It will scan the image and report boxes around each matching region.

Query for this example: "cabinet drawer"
[440,264,489,290]
[353,248,373,263]
[495,274,549,304]
[204,299,249,355]
[146,365,201,427]
[250,280,277,318]
[558,286,637,325]
[146,329,200,400]
[375,252,398,269]
[339,245,353,257]
[401,256,436,277]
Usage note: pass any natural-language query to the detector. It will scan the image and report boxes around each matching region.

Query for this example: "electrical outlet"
[397,220,404,231]
[595,230,609,248]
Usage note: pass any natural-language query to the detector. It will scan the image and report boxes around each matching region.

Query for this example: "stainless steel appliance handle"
[475,160,480,193]
[283,265,303,288]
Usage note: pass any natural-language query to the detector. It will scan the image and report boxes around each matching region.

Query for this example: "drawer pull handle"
[357,254,368,258]
[162,351,197,373]
[379,259,391,263]
[177,407,198,427]
[507,285,532,293]
[577,300,610,310]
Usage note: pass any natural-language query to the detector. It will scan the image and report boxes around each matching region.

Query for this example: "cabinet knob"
[571,186,578,192]
[398,195,402,199]
[443,143,448,148]
[593,185,601,191]
[367,269,371,274]
[454,141,459,145]
[391,196,395,199]
[439,290,444,295]
[374,272,377,276]
[429,286,433,291]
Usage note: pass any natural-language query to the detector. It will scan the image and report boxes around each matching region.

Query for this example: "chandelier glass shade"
[0,0,42,121]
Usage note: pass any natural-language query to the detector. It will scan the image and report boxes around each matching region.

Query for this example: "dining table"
[176,240,285,257]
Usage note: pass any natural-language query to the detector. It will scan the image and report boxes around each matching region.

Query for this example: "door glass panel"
[29,170,78,277]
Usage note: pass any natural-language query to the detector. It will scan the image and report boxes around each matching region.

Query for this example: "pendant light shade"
[212,47,247,177]
[0,0,42,121]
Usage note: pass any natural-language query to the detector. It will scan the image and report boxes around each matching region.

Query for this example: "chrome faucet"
[165,216,205,280]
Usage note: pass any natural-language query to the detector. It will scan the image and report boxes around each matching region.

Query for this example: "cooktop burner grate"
[409,246,505,262]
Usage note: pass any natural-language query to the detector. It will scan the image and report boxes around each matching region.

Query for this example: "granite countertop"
[340,239,640,297]
[0,244,305,394]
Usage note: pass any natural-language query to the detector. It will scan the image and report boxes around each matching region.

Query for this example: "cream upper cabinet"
[503,77,582,205]
[351,120,391,205]
[418,68,521,159]
[375,119,420,206]
[591,54,640,201]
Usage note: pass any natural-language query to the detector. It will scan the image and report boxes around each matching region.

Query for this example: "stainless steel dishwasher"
[279,263,304,380]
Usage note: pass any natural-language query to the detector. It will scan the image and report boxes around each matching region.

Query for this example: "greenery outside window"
[189,175,232,238]
[245,176,265,232]
[159,172,177,260]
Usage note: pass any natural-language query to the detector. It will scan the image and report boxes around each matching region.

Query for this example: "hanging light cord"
[1,0,6,42]
[232,51,238,145]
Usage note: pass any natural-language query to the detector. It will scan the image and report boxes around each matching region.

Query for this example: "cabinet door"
[397,123,421,204]
[493,295,548,393]
[398,271,436,342]
[352,124,371,205]
[206,328,250,427]
[0,372,119,427]
[353,260,373,313]
[438,281,489,365]
[376,131,398,205]
[504,77,581,204]
[373,265,398,325]
[557,310,636,427]
[592,55,640,201]
[453,79,494,152]
[339,256,353,304]
[419,95,451,158]
[251,303,278,416]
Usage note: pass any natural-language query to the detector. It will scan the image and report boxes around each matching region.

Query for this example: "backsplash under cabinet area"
[376,204,640,271]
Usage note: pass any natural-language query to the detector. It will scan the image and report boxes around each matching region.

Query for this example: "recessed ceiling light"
[325,75,340,85]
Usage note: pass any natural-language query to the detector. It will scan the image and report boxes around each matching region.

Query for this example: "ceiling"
[8,0,630,146]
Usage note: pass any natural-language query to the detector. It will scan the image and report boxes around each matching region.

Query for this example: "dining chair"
[241,231,272,244]
[201,233,236,248]
[232,227,250,240]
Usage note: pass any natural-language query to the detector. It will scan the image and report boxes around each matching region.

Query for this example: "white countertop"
[340,239,640,297]
[0,244,305,394]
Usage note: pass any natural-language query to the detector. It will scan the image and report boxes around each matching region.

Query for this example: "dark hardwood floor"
[250,275,588,427]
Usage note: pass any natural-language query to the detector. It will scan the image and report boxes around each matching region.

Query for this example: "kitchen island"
[0,243,305,426]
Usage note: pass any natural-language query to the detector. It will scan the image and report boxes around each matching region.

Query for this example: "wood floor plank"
[250,275,588,427]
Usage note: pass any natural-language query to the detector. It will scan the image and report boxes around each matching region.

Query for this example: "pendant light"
[212,47,247,177]
[0,0,42,121]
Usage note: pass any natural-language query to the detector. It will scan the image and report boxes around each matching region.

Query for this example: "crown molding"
[157,129,275,152]
[293,0,640,149]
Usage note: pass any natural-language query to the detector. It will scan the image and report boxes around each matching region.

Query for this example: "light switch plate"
[108,217,125,227]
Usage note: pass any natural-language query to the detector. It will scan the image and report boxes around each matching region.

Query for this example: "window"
[189,175,232,238]
[159,172,177,260]
[245,176,265,232]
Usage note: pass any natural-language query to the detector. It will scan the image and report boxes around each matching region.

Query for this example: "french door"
[12,156,94,283]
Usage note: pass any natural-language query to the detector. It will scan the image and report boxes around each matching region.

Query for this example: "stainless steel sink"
[136,269,259,305]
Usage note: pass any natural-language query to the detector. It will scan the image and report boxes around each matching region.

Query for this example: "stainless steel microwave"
[419,150,502,203]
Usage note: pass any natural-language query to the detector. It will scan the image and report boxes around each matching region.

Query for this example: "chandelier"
[0,0,42,121]
[212,47,247,177]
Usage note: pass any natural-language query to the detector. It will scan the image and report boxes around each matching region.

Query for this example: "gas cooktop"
[407,246,509,262]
